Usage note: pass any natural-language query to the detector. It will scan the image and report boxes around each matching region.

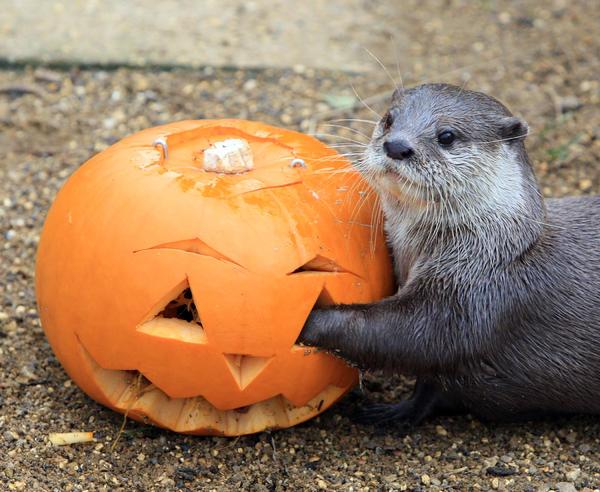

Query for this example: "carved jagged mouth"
[77,339,349,436]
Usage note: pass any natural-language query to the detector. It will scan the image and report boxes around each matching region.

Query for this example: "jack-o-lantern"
[36,119,394,436]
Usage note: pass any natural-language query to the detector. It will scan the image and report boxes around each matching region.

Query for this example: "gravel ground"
[1,1,600,491]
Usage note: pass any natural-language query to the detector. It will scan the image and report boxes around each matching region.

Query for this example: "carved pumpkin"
[36,119,394,436]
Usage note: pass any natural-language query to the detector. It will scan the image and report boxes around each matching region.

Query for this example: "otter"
[299,83,600,426]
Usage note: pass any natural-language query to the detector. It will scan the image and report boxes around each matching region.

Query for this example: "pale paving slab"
[0,0,401,71]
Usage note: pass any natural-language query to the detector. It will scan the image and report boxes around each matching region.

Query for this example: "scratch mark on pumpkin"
[234,180,303,197]
[134,238,244,268]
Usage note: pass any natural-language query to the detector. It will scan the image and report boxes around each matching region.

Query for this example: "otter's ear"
[391,87,404,104]
[498,116,529,143]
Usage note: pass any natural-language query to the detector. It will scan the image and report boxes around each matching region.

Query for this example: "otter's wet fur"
[299,83,600,425]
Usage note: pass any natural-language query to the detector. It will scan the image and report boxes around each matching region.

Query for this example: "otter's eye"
[382,112,393,131]
[437,130,456,146]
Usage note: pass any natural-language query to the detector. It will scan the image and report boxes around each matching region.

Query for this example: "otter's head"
[364,83,533,221]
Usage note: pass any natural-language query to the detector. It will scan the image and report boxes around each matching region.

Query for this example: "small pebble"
[243,79,257,91]
[559,96,582,113]
[555,483,577,492]
[498,12,511,24]
[316,479,328,489]
[579,179,593,191]
[435,425,448,437]
[564,468,581,481]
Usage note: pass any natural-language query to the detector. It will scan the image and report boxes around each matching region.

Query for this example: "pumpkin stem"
[202,138,254,174]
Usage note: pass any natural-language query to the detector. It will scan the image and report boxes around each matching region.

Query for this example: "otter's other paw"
[353,400,425,430]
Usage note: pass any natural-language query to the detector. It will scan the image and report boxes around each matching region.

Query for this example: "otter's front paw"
[297,309,329,346]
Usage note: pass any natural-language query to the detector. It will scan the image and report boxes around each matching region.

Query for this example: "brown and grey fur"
[299,83,600,426]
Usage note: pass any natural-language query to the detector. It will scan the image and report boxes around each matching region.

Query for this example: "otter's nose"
[384,139,414,160]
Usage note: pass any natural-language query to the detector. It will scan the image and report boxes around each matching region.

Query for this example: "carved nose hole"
[223,354,273,390]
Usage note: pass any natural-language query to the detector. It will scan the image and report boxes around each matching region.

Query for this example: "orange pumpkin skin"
[36,119,394,436]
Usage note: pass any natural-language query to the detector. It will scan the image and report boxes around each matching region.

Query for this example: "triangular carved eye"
[137,285,207,344]
[137,238,240,266]
[288,255,352,275]
[157,287,201,323]
[289,254,349,274]
[223,354,272,390]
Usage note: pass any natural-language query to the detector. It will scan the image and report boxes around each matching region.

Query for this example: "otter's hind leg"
[354,380,460,429]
